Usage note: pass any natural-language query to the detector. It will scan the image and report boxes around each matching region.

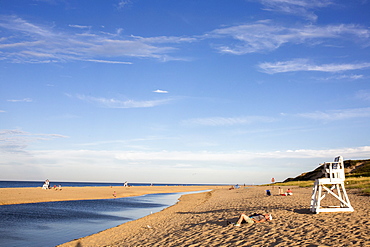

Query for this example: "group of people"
[279,187,293,196]
[229,187,281,227]
[42,179,62,190]
[231,187,297,227]
[266,187,293,196]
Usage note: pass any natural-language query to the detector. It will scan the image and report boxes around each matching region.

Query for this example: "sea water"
[0,191,209,247]
[0,180,219,188]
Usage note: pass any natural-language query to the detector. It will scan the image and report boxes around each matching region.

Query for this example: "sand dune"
[58,186,370,247]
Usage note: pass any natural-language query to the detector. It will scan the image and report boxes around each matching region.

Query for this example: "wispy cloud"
[153,89,169,93]
[2,15,369,63]
[258,0,333,21]
[84,59,132,64]
[4,145,370,164]
[75,94,174,108]
[0,129,68,154]
[356,90,370,101]
[297,107,370,120]
[319,74,364,81]
[209,22,369,55]
[0,15,193,63]
[68,24,91,29]
[183,116,276,126]
[117,0,131,10]
[7,98,33,102]
[258,59,370,74]
[2,145,369,183]
[131,35,197,44]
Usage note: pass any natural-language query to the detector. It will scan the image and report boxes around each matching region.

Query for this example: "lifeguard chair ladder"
[310,156,354,214]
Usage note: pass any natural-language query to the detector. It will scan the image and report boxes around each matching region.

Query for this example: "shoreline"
[59,186,370,247]
[59,188,217,247]
[0,185,226,205]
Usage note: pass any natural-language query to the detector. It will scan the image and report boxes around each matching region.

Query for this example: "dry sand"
[0,185,223,205]
[58,186,370,247]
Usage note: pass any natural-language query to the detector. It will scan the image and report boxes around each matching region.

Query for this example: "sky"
[1,0,370,185]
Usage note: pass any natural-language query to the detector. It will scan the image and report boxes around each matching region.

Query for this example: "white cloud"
[131,35,197,44]
[0,15,54,37]
[0,15,192,63]
[297,107,370,120]
[2,145,370,166]
[356,90,370,101]
[84,59,132,64]
[258,59,370,74]
[75,94,174,108]
[209,23,369,55]
[1,133,369,183]
[183,116,276,126]
[319,74,364,81]
[7,98,33,102]
[259,0,333,21]
[117,0,131,10]
[0,129,68,154]
[69,24,91,29]
[2,15,369,63]
[153,89,169,93]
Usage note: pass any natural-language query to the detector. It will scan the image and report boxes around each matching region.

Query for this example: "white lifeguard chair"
[310,156,354,214]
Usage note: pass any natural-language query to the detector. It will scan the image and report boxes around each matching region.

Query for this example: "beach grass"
[265,176,370,195]
[345,177,370,194]
[265,180,314,188]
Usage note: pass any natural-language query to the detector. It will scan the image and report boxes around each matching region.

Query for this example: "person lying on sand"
[234,213,272,226]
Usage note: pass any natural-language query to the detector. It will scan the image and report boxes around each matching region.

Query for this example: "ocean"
[0,181,212,247]
[0,180,219,188]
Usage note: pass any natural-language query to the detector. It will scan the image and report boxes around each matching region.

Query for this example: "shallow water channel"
[0,191,202,247]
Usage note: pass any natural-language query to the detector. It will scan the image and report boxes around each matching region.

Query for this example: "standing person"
[45,179,50,188]
[42,182,48,190]
[278,187,284,195]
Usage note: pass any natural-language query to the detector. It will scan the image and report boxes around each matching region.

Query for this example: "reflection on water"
[0,193,184,247]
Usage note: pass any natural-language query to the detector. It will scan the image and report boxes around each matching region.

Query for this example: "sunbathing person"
[234,213,272,226]
[286,188,293,196]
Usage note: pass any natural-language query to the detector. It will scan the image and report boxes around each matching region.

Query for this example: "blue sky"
[1,0,370,184]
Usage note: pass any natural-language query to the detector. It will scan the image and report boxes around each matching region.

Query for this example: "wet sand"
[58,186,370,247]
[0,185,223,205]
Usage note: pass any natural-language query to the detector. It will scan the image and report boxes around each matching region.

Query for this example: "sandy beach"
[0,185,223,205]
[56,186,370,247]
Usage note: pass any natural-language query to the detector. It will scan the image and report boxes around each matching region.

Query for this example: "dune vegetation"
[267,177,370,195]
